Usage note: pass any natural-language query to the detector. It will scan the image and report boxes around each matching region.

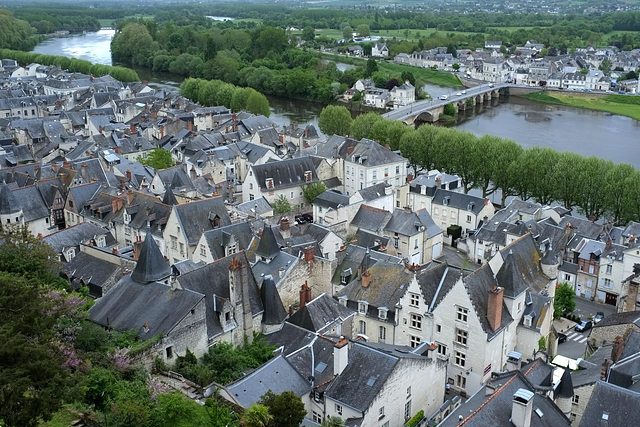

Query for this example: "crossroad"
[564,331,588,344]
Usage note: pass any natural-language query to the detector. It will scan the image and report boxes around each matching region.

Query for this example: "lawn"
[524,92,640,121]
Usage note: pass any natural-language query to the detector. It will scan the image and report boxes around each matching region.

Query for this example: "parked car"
[594,312,605,324]
[558,333,567,344]
[575,320,593,332]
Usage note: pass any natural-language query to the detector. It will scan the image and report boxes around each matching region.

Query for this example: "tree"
[139,148,175,170]
[342,26,353,41]
[259,390,306,427]
[554,281,576,319]
[272,195,291,214]
[356,24,370,37]
[242,404,272,427]
[351,112,385,140]
[452,63,461,71]
[245,89,271,117]
[302,26,315,42]
[302,182,327,204]
[318,105,352,137]
[599,58,612,75]
[322,416,345,427]
[400,70,416,86]
[364,58,378,77]
[111,23,154,64]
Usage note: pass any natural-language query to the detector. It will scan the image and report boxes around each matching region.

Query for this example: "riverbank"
[523,92,640,121]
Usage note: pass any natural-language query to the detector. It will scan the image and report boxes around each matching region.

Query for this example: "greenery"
[258,390,307,427]
[302,182,328,204]
[0,48,140,81]
[538,336,547,351]
[180,78,270,117]
[318,105,353,136]
[0,9,37,50]
[322,416,346,427]
[406,409,425,427]
[273,195,292,215]
[554,282,577,319]
[172,333,277,386]
[242,403,272,427]
[523,92,640,122]
[138,148,175,170]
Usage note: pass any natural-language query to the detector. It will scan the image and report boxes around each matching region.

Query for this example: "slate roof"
[0,180,19,214]
[157,165,196,194]
[417,263,464,312]
[313,189,350,210]
[430,188,487,214]
[260,275,287,325]
[66,181,101,210]
[89,276,204,340]
[43,222,112,253]
[592,310,640,329]
[177,253,263,340]
[131,232,171,283]
[520,292,551,332]
[332,245,403,287]
[264,322,316,356]
[288,293,355,334]
[252,156,319,191]
[571,345,612,387]
[440,370,571,427]
[11,185,50,222]
[384,208,428,236]
[235,196,272,217]
[578,381,640,427]
[173,197,231,245]
[64,251,122,298]
[226,355,310,408]
[286,335,338,392]
[201,222,254,260]
[256,225,281,260]
[358,182,390,201]
[496,234,550,296]
[352,229,389,250]
[464,263,514,340]
[347,138,405,167]
[350,205,392,234]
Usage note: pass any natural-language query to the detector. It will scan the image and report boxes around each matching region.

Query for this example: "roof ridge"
[459,372,519,426]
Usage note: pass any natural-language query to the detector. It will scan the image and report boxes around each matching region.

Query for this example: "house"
[0,181,53,237]
[390,81,415,108]
[163,196,232,263]
[62,247,129,298]
[89,233,208,366]
[43,222,115,262]
[346,46,363,57]
[343,138,407,196]
[485,41,503,50]
[579,381,640,427]
[242,156,319,210]
[193,222,254,264]
[371,43,389,58]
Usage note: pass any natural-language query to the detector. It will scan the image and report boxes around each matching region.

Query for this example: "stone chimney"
[626,280,639,312]
[511,389,534,427]
[606,239,612,250]
[611,336,625,362]
[111,198,123,213]
[280,217,291,239]
[601,359,609,380]
[229,256,253,344]
[487,285,504,331]
[126,169,132,182]
[361,269,372,288]
[126,190,135,205]
[299,281,312,308]
[333,337,349,376]
[303,246,314,262]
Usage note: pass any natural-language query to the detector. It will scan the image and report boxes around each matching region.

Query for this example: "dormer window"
[378,308,388,320]
[524,314,533,327]
[265,178,274,189]
[123,212,131,225]
[443,196,450,206]
[358,301,368,314]
[304,170,312,183]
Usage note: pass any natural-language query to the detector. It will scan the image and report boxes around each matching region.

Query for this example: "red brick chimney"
[487,285,504,331]
[346,146,354,155]
[125,169,132,182]
[601,359,609,380]
[361,269,372,288]
[126,190,134,205]
[611,336,624,362]
[300,281,312,308]
[280,217,290,232]
[304,246,314,262]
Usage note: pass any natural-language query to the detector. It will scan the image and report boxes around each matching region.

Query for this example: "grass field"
[524,92,640,121]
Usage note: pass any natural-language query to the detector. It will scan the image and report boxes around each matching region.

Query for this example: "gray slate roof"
[43,222,112,253]
[201,222,254,260]
[174,197,231,245]
[288,293,355,334]
[260,275,287,325]
[465,263,514,340]
[131,233,171,283]
[252,156,319,191]
[579,381,640,427]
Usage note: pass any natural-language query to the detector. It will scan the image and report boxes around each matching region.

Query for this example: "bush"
[406,409,424,427]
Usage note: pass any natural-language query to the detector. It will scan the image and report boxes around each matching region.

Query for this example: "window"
[249,183,253,189]
[360,170,364,179]
[382,422,389,427]
[171,235,178,250]
[434,207,440,215]
[456,374,467,389]
[404,401,412,420]
[165,346,173,359]
[410,335,421,348]
[573,395,579,404]
[407,386,412,397]
[606,264,612,274]
[200,244,206,256]
[346,166,350,174]
[290,191,294,199]
[437,343,447,357]
[312,411,323,423]
[467,214,472,223]
[436,324,441,333]
[456,329,468,346]
[414,238,419,249]
[394,237,399,248]
[455,351,466,367]
[378,406,385,419]
[335,404,343,416]
[410,314,422,330]
[249,194,254,200]
[358,302,368,314]
[456,307,468,323]
[359,320,367,335]
[372,170,377,180]
[378,309,387,320]
[396,165,400,174]
[603,278,612,289]
[409,293,420,307]
[384,168,388,177]
[379,326,386,341]
[451,211,456,219]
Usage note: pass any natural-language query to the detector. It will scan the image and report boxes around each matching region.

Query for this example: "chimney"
[126,169,132,182]
[114,146,119,154]
[611,336,624,362]
[303,246,314,262]
[601,359,609,380]
[190,165,197,180]
[111,198,120,213]
[626,281,639,312]
[487,285,504,331]
[130,123,135,133]
[361,269,372,288]
[485,197,490,205]
[346,146,354,155]
[280,217,290,232]
[126,190,134,205]
[511,389,534,427]
[606,239,612,250]
[51,163,57,173]
[300,281,312,308]
[333,337,349,376]
[133,240,143,260]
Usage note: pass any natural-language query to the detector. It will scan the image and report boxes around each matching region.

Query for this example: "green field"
[524,92,640,121]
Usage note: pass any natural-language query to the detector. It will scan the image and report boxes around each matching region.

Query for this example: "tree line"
[180,78,271,117]
[0,9,39,51]
[0,48,140,82]
[319,106,640,224]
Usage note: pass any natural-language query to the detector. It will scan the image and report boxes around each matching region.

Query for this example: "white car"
[439,95,449,100]
[461,90,467,94]
[456,92,462,96]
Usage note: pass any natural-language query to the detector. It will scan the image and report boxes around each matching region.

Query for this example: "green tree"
[253,26,287,58]
[364,58,378,77]
[342,26,353,41]
[272,195,291,214]
[302,182,328,204]
[599,58,612,75]
[351,112,385,140]
[259,390,306,427]
[139,148,175,170]
[302,26,315,42]
[322,416,345,427]
[452,63,461,71]
[400,70,416,86]
[111,23,154,64]
[318,105,352,137]
[245,89,271,117]
[356,24,370,37]
[242,403,272,427]
[554,281,576,319]
[230,87,252,112]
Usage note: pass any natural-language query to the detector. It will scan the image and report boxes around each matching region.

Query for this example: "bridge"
[382,83,511,125]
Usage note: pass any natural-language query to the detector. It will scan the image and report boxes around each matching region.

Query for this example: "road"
[557,296,616,359]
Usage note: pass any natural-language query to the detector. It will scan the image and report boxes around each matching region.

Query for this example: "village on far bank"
[2,57,640,427]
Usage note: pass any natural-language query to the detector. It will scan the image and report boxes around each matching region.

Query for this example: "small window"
[436,324,441,333]
[358,302,368,314]
[410,314,422,330]
[378,308,387,320]
[379,326,386,341]
[456,374,467,389]
[166,346,173,358]
[378,406,384,419]
[573,395,580,404]
[409,293,420,307]
[407,386,411,397]
[456,329,468,346]
[467,214,472,223]
[359,320,367,335]
[437,343,447,357]
[410,335,420,348]
[335,404,343,416]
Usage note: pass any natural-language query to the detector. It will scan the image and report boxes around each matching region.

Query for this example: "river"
[30,30,640,167]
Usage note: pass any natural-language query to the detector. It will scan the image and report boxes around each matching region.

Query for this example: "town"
[1,50,640,426]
